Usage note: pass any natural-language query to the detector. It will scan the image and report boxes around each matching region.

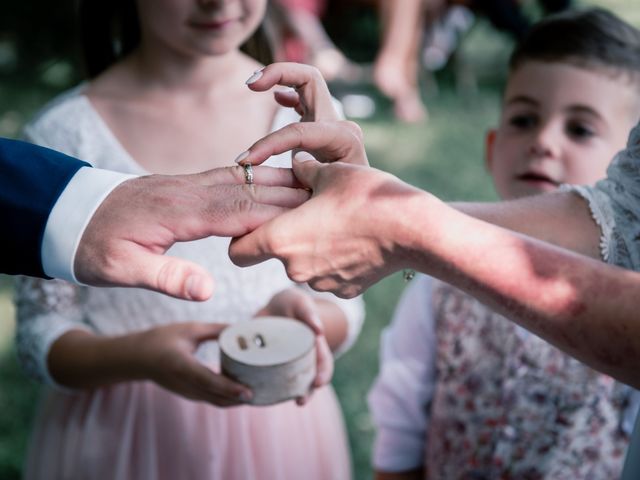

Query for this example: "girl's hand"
[132,322,253,407]
[255,288,334,401]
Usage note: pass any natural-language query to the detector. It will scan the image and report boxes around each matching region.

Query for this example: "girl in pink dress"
[15,1,363,479]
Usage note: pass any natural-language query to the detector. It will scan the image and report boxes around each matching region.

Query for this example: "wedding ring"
[243,163,254,185]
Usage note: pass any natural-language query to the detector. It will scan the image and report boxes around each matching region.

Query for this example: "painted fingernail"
[245,69,264,85]
[234,150,250,164]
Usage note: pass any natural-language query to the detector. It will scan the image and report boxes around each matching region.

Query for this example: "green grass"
[1,1,638,478]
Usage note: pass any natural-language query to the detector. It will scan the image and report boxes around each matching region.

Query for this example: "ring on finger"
[243,163,254,185]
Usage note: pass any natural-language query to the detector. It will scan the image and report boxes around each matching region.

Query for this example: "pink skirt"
[24,382,351,480]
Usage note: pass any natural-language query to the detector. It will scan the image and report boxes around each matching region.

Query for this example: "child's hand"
[134,322,252,406]
[255,288,334,402]
[246,62,339,123]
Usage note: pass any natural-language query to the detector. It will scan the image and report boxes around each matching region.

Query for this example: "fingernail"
[294,151,315,163]
[186,274,203,299]
[245,69,264,85]
[239,390,253,402]
[234,150,250,164]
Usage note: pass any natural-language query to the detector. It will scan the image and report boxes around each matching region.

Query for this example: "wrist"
[382,188,446,272]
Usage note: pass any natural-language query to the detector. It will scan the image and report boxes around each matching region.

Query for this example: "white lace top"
[562,122,640,270]
[14,87,364,388]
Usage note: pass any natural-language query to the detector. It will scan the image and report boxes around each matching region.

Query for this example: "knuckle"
[308,65,323,81]
[289,122,306,137]
[344,121,364,141]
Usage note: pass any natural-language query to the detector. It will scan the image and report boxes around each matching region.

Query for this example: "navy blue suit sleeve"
[0,137,91,278]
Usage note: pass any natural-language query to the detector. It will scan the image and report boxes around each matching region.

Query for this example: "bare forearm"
[398,192,640,387]
[313,298,348,351]
[48,330,146,389]
[453,191,601,259]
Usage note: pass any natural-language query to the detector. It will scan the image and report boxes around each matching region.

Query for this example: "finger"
[228,227,274,267]
[246,63,338,121]
[190,165,303,188]
[273,90,306,118]
[291,152,324,190]
[197,202,291,238]
[296,388,313,406]
[186,359,253,402]
[273,89,300,108]
[313,336,334,387]
[188,322,229,343]
[289,291,323,335]
[236,121,366,167]
[254,307,267,317]
[248,185,311,208]
[125,251,215,301]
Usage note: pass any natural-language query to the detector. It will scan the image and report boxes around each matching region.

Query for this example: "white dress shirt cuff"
[42,167,137,283]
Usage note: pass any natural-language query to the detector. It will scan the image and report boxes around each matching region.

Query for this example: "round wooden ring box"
[219,316,316,406]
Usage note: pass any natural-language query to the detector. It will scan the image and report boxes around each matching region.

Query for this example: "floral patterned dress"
[425,281,631,479]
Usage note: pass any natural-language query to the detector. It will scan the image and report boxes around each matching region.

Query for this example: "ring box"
[219,316,316,406]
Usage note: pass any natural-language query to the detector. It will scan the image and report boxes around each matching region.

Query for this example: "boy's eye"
[566,122,595,140]
[508,114,536,129]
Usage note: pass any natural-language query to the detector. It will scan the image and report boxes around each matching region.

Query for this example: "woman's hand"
[132,322,253,407]
[231,152,425,298]
[246,62,340,123]
[241,62,369,167]
[255,287,334,402]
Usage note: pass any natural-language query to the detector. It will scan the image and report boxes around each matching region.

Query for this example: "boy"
[368,8,640,479]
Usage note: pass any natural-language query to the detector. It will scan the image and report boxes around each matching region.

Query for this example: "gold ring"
[243,164,254,185]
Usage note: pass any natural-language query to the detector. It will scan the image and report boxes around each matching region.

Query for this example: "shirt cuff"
[372,427,426,472]
[42,167,138,283]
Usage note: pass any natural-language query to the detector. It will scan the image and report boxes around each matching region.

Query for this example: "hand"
[255,287,334,399]
[241,62,369,167]
[75,166,309,301]
[246,62,340,123]
[133,322,253,407]
[231,151,426,298]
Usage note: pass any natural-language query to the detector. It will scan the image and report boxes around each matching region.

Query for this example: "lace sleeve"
[561,124,640,271]
[14,276,92,388]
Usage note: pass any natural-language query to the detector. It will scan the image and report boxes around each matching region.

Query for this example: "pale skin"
[229,62,640,391]
[49,3,347,405]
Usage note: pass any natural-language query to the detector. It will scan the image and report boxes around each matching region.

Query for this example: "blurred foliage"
[0,1,81,80]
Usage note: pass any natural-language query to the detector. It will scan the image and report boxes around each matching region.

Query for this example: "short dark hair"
[509,8,640,83]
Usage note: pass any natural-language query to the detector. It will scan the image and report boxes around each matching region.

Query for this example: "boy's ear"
[485,129,497,172]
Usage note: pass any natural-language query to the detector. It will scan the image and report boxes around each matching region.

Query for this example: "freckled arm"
[401,192,640,387]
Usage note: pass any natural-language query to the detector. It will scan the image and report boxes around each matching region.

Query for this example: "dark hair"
[78,1,273,79]
[509,8,640,82]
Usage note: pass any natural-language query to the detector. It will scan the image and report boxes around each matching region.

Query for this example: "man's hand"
[75,165,309,300]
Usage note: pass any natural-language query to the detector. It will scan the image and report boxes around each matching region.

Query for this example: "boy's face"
[487,60,639,200]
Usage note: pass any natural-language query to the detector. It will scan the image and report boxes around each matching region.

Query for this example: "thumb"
[292,151,323,190]
[133,251,215,301]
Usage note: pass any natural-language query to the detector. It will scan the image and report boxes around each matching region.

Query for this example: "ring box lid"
[219,316,315,367]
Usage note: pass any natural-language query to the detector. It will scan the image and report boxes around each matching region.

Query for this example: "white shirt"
[41,167,135,283]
